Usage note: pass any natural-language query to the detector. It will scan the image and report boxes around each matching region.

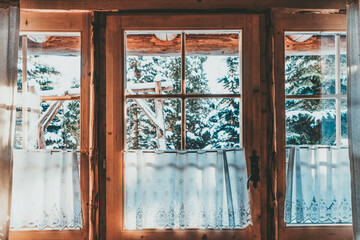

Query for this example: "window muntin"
[125,30,242,150]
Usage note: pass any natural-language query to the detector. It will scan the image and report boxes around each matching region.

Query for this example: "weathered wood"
[80,12,92,240]
[126,33,239,56]
[20,24,345,57]
[285,35,346,55]
[154,81,166,149]
[127,81,173,93]
[20,36,80,56]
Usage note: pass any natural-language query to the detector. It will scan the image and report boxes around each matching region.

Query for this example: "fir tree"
[285,54,347,145]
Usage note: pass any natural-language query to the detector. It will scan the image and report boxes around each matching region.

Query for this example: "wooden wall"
[20,0,345,11]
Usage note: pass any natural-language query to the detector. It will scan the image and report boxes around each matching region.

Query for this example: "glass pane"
[185,31,241,94]
[285,33,337,95]
[126,98,181,150]
[341,99,348,145]
[286,99,336,145]
[185,98,240,149]
[125,31,181,95]
[15,33,81,150]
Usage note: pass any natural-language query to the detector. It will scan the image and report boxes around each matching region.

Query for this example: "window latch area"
[247,149,260,189]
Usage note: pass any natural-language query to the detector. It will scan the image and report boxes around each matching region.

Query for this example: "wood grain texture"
[103,13,264,240]
[19,0,345,11]
[80,12,92,240]
[20,10,84,31]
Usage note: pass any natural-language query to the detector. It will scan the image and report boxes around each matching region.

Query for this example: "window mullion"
[181,32,186,150]
[335,34,341,146]
[22,35,28,149]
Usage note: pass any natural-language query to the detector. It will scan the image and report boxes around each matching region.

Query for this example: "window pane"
[126,31,181,95]
[126,98,181,150]
[185,31,241,94]
[341,99,348,144]
[286,99,336,145]
[15,33,81,150]
[285,34,341,95]
[185,98,240,149]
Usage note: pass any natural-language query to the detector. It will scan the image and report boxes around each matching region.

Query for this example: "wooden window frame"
[125,30,242,150]
[274,13,352,240]
[9,10,91,240]
[103,13,267,240]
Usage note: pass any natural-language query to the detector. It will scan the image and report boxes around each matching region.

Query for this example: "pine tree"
[207,57,240,149]
[285,54,347,145]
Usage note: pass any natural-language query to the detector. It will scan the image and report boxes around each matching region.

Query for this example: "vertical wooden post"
[154,79,166,149]
[22,35,28,149]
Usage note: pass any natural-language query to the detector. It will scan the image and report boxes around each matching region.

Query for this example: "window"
[274,13,352,240]
[9,11,91,240]
[125,31,241,151]
[284,32,351,225]
[105,14,263,240]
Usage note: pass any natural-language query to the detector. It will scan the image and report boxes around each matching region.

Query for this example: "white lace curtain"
[10,150,82,230]
[284,146,352,224]
[124,149,252,230]
[0,5,19,240]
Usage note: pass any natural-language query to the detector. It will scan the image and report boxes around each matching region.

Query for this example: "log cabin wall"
[16,1,346,240]
[20,0,345,11]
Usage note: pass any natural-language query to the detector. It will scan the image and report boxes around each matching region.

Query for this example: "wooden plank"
[105,14,124,240]
[285,35,346,55]
[80,12,92,240]
[242,14,262,240]
[23,36,80,56]
[120,14,248,30]
[19,0,345,11]
[89,12,105,240]
[126,33,239,56]
[9,230,81,240]
[20,10,85,31]
[21,32,345,56]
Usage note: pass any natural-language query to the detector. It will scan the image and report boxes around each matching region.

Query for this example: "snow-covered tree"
[285,54,347,145]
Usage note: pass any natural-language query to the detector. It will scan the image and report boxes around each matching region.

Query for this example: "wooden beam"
[285,35,346,55]
[20,36,80,56]
[126,33,239,56]
[19,0,346,11]
[40,95,80,101]
[20,32,345,57]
